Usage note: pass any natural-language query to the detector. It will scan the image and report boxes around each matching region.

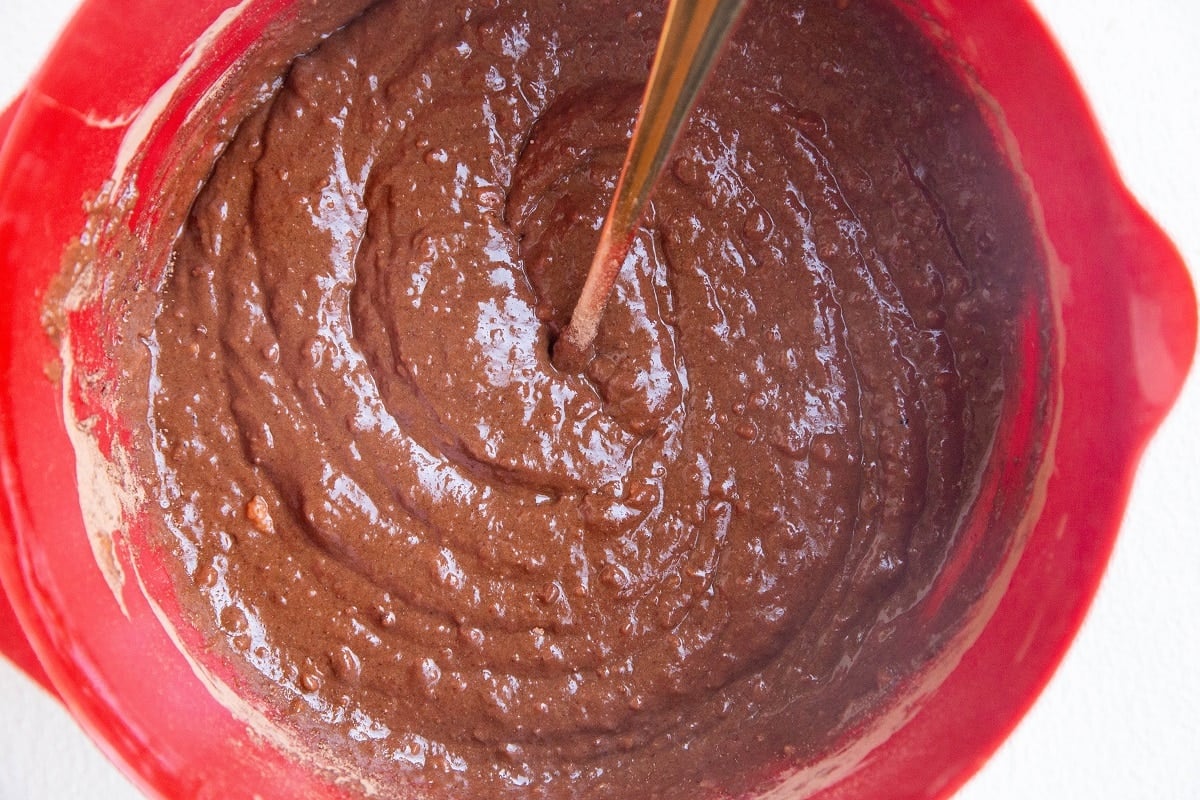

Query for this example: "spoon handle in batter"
[553,0,747,371]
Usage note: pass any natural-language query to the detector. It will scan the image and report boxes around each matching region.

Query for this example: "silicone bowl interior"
[0,1,1195,798]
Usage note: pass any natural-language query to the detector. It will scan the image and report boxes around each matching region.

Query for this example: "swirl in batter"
[148,0,1048,796]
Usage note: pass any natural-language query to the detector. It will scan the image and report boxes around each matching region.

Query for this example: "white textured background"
[1,1,1197,798]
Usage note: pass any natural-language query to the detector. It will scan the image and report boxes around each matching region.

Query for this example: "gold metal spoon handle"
[553,0,748,371]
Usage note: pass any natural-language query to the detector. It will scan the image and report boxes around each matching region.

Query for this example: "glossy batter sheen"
[149,0,1044,796]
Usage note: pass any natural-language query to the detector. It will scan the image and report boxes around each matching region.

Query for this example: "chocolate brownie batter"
[144,0,1048,796]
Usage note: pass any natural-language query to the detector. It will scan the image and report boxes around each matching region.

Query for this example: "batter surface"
[145,0,1047,796]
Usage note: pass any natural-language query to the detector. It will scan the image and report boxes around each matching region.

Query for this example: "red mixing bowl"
[0,1,1195,798]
